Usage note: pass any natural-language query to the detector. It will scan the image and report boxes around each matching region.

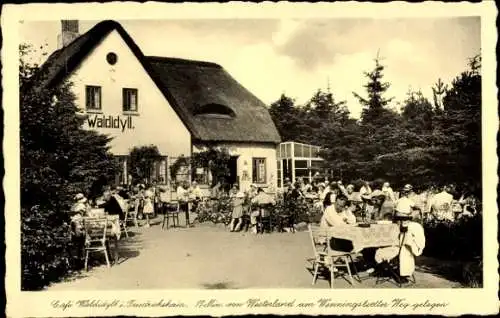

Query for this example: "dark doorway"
[227,156,239,186]
[282,159,292,182]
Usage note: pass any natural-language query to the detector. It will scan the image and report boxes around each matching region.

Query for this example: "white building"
[34,20,281,193]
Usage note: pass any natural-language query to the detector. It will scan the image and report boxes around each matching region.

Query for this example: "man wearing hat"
[373,211,426,283]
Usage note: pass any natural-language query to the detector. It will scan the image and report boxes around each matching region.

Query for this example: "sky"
[19,18,480,118]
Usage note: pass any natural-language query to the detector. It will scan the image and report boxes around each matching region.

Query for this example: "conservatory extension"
[276,141,324,188]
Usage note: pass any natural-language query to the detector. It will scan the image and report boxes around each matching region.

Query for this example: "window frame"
[85,85,102,111]
[122,88,139,112]
[252,157,267,184]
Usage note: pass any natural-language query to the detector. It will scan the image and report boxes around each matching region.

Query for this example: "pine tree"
[439,54,482,194]
[432,78,448,111]
[353,55,395,127]
[269,93,308,142]
[352,54,401,168]
[401,90,435,141]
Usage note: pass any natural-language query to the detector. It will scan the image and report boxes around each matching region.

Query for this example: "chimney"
[57,20,79,49]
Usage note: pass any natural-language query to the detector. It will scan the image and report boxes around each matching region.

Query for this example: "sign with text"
[87,114,135,132]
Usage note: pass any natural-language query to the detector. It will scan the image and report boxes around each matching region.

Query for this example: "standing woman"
[380,182,396,219]
[230,190,245,232]
[142,186,155,228]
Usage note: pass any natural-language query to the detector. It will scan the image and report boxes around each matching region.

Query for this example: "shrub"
[461,257,483,287]
[21,206,72,290]
[422,214,482,261]
[191,147,231,187]
[271,197,321,224]
[128,145,162,184]
[214,194,232,215]
[20,44,118,290]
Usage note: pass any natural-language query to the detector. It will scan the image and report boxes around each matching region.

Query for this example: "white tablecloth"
[73,214,121,240]
[321,223,400,252]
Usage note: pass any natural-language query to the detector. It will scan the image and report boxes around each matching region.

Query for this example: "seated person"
[345,184,355,200]
[189,181,203,213]
[116,186,130,200]
[374,218,426,281]
[320,192,356,228]
[359,181,372,200]
[177,181,191,224]
[158,184,170,202]
[290,182,304,201]
[177,182,189,202]
[381,182,396,202]
[70,193,90,218]
[370,193,387,221]
[98,189,126,220]
[279,182,302,232]
[249,188,276,234]
[302,180,313,194]
[315,183,326,209]
[210,181,222,199]
[69,193,90,236]
[394,184,420,218]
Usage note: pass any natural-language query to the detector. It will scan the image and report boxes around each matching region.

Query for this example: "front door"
[227,156,239,186]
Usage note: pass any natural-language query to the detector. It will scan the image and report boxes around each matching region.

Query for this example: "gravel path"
[47,216,461,290]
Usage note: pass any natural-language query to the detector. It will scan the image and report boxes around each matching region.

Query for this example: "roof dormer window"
[194,103,235,118]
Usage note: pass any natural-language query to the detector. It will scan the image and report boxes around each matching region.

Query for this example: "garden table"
[322,223,400,253]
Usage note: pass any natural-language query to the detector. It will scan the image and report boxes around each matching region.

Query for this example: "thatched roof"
[33,20,281,144]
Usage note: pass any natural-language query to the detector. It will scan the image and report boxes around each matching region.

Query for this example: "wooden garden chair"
[308,225,359,288]
[83,217,111,271]
[120,201,135,238]
[162,200,181,230]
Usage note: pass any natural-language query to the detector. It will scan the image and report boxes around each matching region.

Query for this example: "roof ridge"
[60,20,119,53]
[32,20,281,144]
[146,56,222,69]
